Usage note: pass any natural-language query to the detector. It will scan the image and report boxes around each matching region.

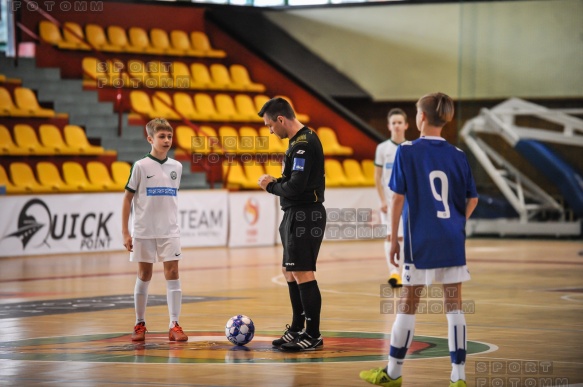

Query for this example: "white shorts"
[380,211,404,238]
[402,264,470,286]
[130,237,182,263]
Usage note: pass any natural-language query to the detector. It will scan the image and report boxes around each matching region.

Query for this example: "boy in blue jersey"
[360,93,479,387]
[121,118,188,342]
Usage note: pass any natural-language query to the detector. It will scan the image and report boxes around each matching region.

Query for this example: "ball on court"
[225,315,255,346]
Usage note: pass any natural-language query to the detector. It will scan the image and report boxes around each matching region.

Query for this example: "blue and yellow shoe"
[359,367,402,387]
[388,273,403,288]
[450,380,467,387]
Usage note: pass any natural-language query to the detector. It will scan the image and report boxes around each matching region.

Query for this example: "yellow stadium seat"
[36,162,78,192]
[107,25,133,52]
[0,125,28,155]
[198,125,222,154]
[125,59,147,87]
[150,28,184,56]
[194,93,220,121]
[62,22,90,50]
[324,159,349,187]
[342,159,368,186]
[239,126,260,154]
[0,87,28,116]
[10,162,47,193]
[147,61,174,89]
[259,127,288,153]
[13,124,55,155]
[62,161,104,191]
[171,62,197,89]
[254,95,270,112]
[361,159,376,186]
[243,163,265,189]
[128,27,164,55]
[111,161,131,190]
[0,164,27,194]
[190,31,226,58]
[210,64,236,90]
[14,87,55,117]
[39,124,77,154]
[234,94,263,122]
[176,125,198,154]
[277,95,310,122]
[215,94,246,122]
[170,30,204,57]
[152,91,180,120]
[173,92,201,120]
[230,64,266,92]
[317,127,354,156]
[223,161,249,189]
[39,20,63,46]
[129,90,154,118]
[87,161,119,191]
[190,63,218,90]
[218,126,241,153]
[85,24,122,52]
[63,125,104,155]
[82,57,100,87]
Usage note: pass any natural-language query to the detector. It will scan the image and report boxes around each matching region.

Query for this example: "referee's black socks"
[287,281,305,332]
[298,280,322,338]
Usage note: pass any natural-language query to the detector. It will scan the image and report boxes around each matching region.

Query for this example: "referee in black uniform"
[258,97,326,351]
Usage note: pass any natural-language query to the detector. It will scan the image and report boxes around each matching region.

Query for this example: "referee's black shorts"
[279,203,326,272]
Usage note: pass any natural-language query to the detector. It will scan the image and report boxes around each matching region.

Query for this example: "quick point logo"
[3,199,52,249]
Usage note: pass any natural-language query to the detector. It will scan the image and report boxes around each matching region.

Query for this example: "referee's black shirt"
[266,127,325,210]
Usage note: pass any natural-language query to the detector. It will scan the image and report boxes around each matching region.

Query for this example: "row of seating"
[130,91,310,123]
[0,87,56,117]
[0,161,130,194]
[1,124,107,156]
[222,159,375,190]
[174,125,352,156]
[83,57,266,92]
[40,21,226,58]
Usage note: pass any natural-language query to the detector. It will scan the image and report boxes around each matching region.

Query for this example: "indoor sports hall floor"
[1,238,582,386]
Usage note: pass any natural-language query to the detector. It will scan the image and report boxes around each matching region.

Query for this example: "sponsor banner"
[0,193,123,257]
[179,190,228,247]
[228,192,277,247]
[276,187,382,243]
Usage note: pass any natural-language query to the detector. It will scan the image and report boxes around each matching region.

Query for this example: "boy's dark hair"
[388,108,407,122]
[146,118,173,138]
[257,97,296,121]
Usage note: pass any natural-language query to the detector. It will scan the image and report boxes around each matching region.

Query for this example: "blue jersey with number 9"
[389,137,478,269]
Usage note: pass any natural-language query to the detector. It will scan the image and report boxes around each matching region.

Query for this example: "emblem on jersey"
[292,158,305,171]
[170,171,177,180]
[296,150,305,154]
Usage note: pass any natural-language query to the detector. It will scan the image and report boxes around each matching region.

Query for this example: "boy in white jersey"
[374,108,409,288]
[360,93,479,387]
[121,118,187,342]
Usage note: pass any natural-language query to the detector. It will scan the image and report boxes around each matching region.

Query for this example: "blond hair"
[145,118,173,137]
[416,92,454,127]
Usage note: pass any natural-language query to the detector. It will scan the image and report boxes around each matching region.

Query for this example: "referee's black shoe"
[272,325,301,347]
[279,332,323,351]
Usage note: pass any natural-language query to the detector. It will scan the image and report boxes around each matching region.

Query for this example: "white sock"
[385,241,399,275]
[134,278,150,324]
[447,310,467,381]
[387,313,416,379]
[167,279,182,328]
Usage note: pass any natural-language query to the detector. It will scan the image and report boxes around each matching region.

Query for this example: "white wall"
[265,0,583,101]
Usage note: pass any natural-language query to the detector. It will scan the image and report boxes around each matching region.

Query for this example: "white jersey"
[126,154,182,238]
[375,139,403,236]
[374,139,400,204]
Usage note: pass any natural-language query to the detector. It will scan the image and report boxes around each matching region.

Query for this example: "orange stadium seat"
[170,30,204,57]
[324,159,349,187]
[190,31,226,58]
[174,92,202,120]
[62,22,90,50]
[85,24,122,52]
[361,160,376,186]
[107,25,134,52]
[194,93,221,121]
[13,124,55,155]
[150,28,184,56]
[39,124,78,154]
[152,91,180,120]
[171,62,197,89]
[62,161,104,191]
[239,126,260,154]
[87,161,119,191]
[342,159,369,186]
[14,87,55,117]
[128,27,164,55]
[111,161,131,189]
[317,127,354,156]
[190,63,219,90]
[235,94,264,122]
[0,164,27,194]
[0,125,29,155]
[0,87,28,116]
[36,161,78,193]
[63,125,104,155]
[215,94,247,122]
[230,64,266,92]
[210,64,237,90]
[10,162,46,193]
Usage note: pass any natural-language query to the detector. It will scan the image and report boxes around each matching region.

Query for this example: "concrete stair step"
[55,101,113,115]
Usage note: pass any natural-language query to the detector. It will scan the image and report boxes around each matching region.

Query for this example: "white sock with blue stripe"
[447,310,467,381]
[387,313,416,379]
